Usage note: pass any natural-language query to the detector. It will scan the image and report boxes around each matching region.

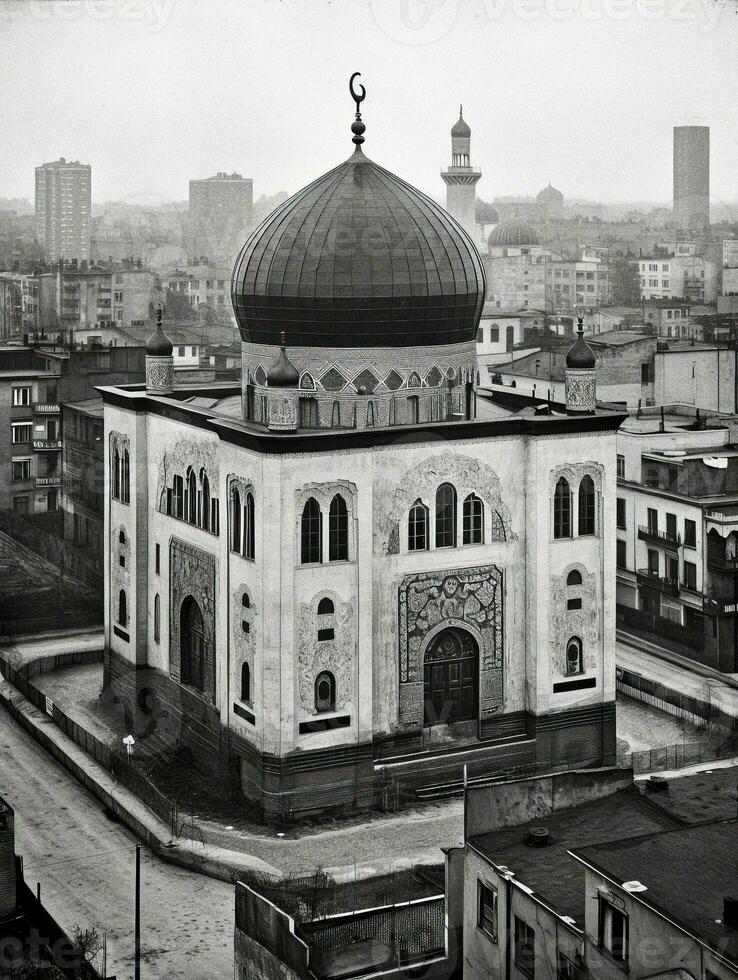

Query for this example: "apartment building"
[639,255,718,303]
[616,409,738,672]
[62,398,104,570]
[35,157,91,262]
[547,256,611,311]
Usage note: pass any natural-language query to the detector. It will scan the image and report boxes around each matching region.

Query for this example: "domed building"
[101,78,621,821]
[537,181,564,209]
[488,218,541,251]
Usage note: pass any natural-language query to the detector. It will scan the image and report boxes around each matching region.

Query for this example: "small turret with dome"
[565,318,596,413]
[145,305,174,395]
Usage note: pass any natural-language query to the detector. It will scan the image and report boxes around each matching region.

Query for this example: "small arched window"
[315,671,335,713]
[172,475,184,519]
[553,477,572,539]
[301,497,322,564]
[241,591,251,634]
[154,593,160,643]
[112,448,120,499]
[566,637,583,675]
[408,500,429,552]
[317,597,334,615]
[463,493,484,545]
[119,528,125,545]
[435,483,457,548]
[578,475,596,536]
[567,569,582,587]
[121,450,130,503]
[241,662,251,702]
[118,589,127,627]
[242,592,250,609]
[329,495,348,562]
[186,468,197,525]
[201,472,210,531]
[231,486,241,553]
[244,492,255,559]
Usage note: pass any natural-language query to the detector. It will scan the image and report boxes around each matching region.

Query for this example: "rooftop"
[64,397,104,417]
[589,330,653,347]
[573,820,738,965]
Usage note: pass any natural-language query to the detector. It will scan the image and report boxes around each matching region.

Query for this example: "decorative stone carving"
[169,538,217,703]
[156,438,220,513]
[549,562,599,677]
[267,392,297,430]
[378,450,516,555]
[296,590,355,715]
[398,564,504,726]
[548,461,603,494]
[146,355,174,395]
[565,369,596,413]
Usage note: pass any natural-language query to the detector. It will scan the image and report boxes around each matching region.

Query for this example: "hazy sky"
[1,0,736,207]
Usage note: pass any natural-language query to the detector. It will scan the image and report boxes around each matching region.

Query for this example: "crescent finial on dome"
[349,71,366,146]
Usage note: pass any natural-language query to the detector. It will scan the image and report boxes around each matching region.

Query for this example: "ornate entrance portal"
[423,627,478,726]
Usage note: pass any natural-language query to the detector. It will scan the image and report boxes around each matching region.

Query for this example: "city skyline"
[0,0,736,207]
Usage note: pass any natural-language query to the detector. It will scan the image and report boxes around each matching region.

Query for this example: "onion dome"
[146,306,173,356]
[451,106,471,139]
[232,85,485,350]
[488,219,541,248]
[476,200,500,224]
[566,323,596,369]
[537,182,564,206]
[266,332,299,388]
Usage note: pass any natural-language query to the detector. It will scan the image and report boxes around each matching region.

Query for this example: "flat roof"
[64,397,103,417]
[589,330,652,346]
[572,820,738,965]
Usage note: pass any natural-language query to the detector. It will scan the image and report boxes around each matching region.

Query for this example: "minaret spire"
[349,71,366,147]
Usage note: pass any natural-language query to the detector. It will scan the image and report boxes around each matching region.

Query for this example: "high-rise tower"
[673,126,710,231]
[441,107,481,239]
[35,158,91,262]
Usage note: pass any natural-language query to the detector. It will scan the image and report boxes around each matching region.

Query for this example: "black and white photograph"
[0,0,736,977]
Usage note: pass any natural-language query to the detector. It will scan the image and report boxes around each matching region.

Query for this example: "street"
[0,703,234,980]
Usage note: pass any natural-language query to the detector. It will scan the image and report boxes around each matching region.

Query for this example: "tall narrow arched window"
[173,475,184,520]
[329,494,349,562]
[315,671,335,713]
[244,492,255,559]
[463,493,484,545]
[241,592,250,633]
[121,450,130,503]
[553,478,572,539]
[118,589,127,627]
[578,475,596,536]
[435,483,457,548]
[154,593,160,643]
[201,472,210,531]
[230,486,241,553]
[408,395,420,424]
[566,637,583,675]
[241,662,251,702]
[317,597,334,615]
[186,468,197,524]
[112,448,120,499]
[408,500,429,552]
[301,497,322,564]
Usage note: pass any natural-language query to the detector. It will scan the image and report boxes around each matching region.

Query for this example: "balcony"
[33,440,62,451]
[703,596,738,615]
[637,525,680,550]
[36,475,61,488]
[636,568,680,596]
[34,403,60,414]
[707,553,738,573]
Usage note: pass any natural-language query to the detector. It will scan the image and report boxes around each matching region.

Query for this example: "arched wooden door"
[180,595,206,693]
[423,627,478,726]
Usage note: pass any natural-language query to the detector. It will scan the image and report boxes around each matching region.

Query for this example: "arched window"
[317,597,334,615]
[121,450,130,503]
[408,395,420,424]
[553,478,572,539]
[567,569,582,587]
[301,497,322,564]
[435,483,457,548]
[408,500,429,552]
[329,495,348,562]
[463,493,484,545]
[230,486,241,552]
[242,592,250,609]
[566,637,583,675]
[119,528,125,545]
[186,468,197,524]
[172,475,184,519]
[180,596,206,693]
[118,589,127,627]
[315,671,335,713]
[112,448,120,499]
[241,591,251,634]
[578,476,596,536]
[241,662,251,702]
[244,492,255,559]
[201,472,210,531]
[154,593,160,643]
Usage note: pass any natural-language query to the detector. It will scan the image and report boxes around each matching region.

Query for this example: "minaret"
[565,318,597,414]
[441,106,481,238]
[145,305,174,395]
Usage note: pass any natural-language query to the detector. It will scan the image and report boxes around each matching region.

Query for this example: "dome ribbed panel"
[232,149,486,348]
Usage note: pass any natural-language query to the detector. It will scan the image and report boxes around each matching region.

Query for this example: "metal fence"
[617,666,736,733]
[629,740,738,774]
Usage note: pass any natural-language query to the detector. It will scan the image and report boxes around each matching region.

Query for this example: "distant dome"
[566,329,596,369]
[232,147,485,349]
[451,108,471,139]
[476,200,499,224]
[537,182,564,206]
[488,219,541,248]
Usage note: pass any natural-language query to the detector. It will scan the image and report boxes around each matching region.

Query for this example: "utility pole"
[135,845,141,980]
